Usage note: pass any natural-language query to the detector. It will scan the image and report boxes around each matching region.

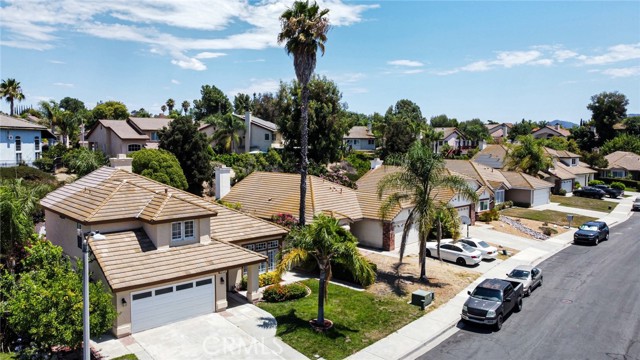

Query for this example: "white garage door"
[456,206,470,221]
[394,220,419,245]
[131,277,214,333]
[532,188,550,207]
[560,180,573,193]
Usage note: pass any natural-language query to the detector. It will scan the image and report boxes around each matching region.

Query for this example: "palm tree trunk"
[317,265,326,326]
[419,235,427,281]
[10,99,14,116]
[437,219,442,261]
[299,83,310,226]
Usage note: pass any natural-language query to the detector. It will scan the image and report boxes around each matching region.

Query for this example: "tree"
[62,148,109,176]
[166,98,175,112]
[508,119,535,142]
[233,93,252,114]
[506,135,553,176]
[161,104,167,115]
[211,113,246,154]
[59,97,86,114]
[430,114,458,128]
[458,118,490,142]
[193,85,233,121]
[587,91,628,145]
[278,1,330,226]
[91,101,129,127]
[2,238,116,354]
[1,78,25,116]
[131,149,188,190]
[251,88,289,122]
[622,116,640,136]
[377,100,425,157]
[537,136,580,153]
[275,214,375,328]
[569,126,596,152]
[181,100,190,115]
[601,134,640,155]
[39,99,63,133]
[159,116,212,195]
[377,141,478,280]
[131,108,152,118]
[581,150,608,169]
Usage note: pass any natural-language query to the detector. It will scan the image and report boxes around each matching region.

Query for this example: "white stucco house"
[532,125,571,139]
[0,114,55,167]
[432,127,474,155]
[344,126,376,152]
[86,117,172,156]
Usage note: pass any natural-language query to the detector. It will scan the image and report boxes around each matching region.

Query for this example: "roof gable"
[603,151,640,171]
[128,117,172,132]
[87,120,148,140]
[0,114,48,131]
[344,126,375,139]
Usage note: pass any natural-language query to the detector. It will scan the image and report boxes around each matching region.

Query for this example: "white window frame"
[15,136,21,152]
[171,220,196,243]
[258,251,267,274]
[128,144,142,152]
[479,200,490,211]
[34,136,40,151]
[495,190,505,204]
[267,249,278,272]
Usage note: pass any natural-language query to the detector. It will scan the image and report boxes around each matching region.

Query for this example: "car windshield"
[579,225,598,231]
[460,243,475,252]
[634,198,640,203]
[508,270,530,279]
[471,287,502,302]
[478,241,490,248]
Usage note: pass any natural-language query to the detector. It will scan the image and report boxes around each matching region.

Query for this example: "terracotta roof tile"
[603,151,640,171]
[93,120,148,140]
[128,117,172,131]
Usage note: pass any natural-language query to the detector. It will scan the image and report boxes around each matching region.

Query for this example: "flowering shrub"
[263,282,308,302]
[271,213,299,229]
[238,271,280,290]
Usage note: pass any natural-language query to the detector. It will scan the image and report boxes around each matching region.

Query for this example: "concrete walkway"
[347,195,635,360]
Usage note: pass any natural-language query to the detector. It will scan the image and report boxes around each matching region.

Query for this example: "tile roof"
[499,171,553,189]
[90,229,267,291]
[545,163,575,180]
[210,205,288,243]
[472,144,509,167]
[558,162,596,175]
[91,120,148,140]
[222,172,363,224]
[232,113,278,132]
[543,147,579,158]
[344,126,375,139]
[532,126,571,137]
[0,114,49,130]
[603,151,640,171]
[128,117,172,131]
[434,127,462,140]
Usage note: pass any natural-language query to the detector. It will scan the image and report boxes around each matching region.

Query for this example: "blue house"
[1,114,55,167]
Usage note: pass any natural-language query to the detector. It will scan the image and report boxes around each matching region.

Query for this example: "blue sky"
[1,0,639,124]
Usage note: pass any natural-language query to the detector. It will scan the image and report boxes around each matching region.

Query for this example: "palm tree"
[166,98,175,112]
[161,104,167,115]
[275,214,375,329]
[181,100,190,115]
[505,135,553,176]
[1,78,26,116]
[39,100,68,145]
[278,1,329,226]
[212,113,245,153]
[378,141,478,281]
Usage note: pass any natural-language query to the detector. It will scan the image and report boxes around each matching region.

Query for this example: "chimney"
[245,111,251,153]
[502,124,508,138]
[215,166,231,200]
[370,158,384,170]
[555,124,560,130]
[479,140,487,151]
[109,154,132,172]
[367,121,372,134]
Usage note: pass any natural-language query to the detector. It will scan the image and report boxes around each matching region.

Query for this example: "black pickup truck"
[593,184,624,198]
[461,278,523,330]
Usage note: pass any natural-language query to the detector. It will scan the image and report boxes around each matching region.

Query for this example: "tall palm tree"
[378,141,478,281]
[278,1,329,226]
[275,214,375,329]
[161,104,167,115]
[505,135,553,176]
[166,98,175,112]
[181,100,190,115]
[212,113,245,153]
[39,100,67,145]
[1,78,26,116]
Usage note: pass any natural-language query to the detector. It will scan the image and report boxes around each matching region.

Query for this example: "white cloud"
[230,78,282,96]
[171,57,206,71]
[553,49,578,62]
[48,60,65,64]
[171,79,180,84]
[403,69,424,74]
[579,43,640,65]
[194,52,227,59]
[53,82,74,88]
[388,59,424,67]
[601,66,640,78]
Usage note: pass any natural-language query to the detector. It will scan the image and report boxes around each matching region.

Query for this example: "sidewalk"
[347,196,635,360]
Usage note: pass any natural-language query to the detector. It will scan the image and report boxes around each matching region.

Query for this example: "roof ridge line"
[152,192,172,222]
[85,173,127,221]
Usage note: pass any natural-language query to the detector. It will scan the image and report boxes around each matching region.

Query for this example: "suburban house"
[531,125,571,139]
[485,123,513,143]
[0,114,55,167]
[498,171,553,207]
[198,112,283,153]
[542,147,596,192]
[86,117,171,156]
[431,127,473,155]
[472,144,510,169]
[598,151,640,180]
[344,125,376,151]
[40,166,287,337]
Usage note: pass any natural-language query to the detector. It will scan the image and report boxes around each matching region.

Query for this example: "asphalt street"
[418,213,640,360]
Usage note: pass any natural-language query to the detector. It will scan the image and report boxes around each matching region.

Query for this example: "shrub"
[610,182,625,190]
[478,208,499,222]
[345,153,372,178]
[62,148,109,176]
[262,282,308,302]
[540,226,558,236]
[238,271,280,290]
[558,188,567,196]
[574,181,581,189]
[331,261,377,287]
[0,166,56,184]
[270,213,299,229]
[588,180,605,186]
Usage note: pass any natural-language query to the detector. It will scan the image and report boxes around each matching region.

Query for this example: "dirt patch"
[363,252,479,308]
[488,218,569,239]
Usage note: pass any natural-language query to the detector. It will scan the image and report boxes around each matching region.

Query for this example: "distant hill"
[628,113,640,118]
[548,120,578,128]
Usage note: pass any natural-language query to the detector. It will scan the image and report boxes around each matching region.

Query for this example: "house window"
[479,200,490,211]
[15,136,21,151]
[171,220,195,242]
[353,139,359,145]
[255,242,267,251]
[495,190,505,204]
[34,136,40,151]
[571,158,577,166]
[15,153,22,164]
[35,152,41,160]
[264,133,270,141]
[267,249,278,272]
[268,240,279,249]
[611,170,625,178]
[368,139,374,145]
[258,252,267,274]
[150,132,159,141]
[128,144,142,152]
[244,244,255,251]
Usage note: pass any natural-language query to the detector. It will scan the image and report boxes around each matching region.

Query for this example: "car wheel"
[495,314,503,331]
[605,233,610,241]
[456,257,466,266]
[515,298,523,312]
[525,289,530,297]
[594,237,599,246]
[425,249,431,258]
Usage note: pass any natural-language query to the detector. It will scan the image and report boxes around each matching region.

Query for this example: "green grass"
[0,353,15,360]
[112,355,139,360]
[502,208,597,227]
[550,195,617,213]
[257,280,423,360]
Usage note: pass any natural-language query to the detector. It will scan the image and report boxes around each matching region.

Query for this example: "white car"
[426,241,483,266]
[458,238,498,260]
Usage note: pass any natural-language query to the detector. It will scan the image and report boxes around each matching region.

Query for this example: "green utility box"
[411,289,434,309]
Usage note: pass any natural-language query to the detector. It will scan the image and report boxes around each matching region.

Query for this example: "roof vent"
[164,188,168,194]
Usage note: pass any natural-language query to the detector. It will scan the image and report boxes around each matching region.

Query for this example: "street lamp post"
[83,231,105,360]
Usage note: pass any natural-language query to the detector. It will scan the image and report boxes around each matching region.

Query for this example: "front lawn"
[502,208,597,227]
[0,353,15,360]
[550,195,617,213]
[258,279,423,360]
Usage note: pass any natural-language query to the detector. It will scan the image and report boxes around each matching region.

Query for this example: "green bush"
[262,282,308,302]
[574,181,581,189]
[345,153,372,178]
[588,180,605,186]
[597,177,640,191]
[540,226,558,236]
[0,166,56,184]
[478,208,499,222]
[62,148,108,176]
[238,271,280,290]
[331,261,377,287]
[610,182,625,190]
[558,188,567,196]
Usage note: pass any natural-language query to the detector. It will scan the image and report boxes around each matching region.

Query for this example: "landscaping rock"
[499,215,550,240]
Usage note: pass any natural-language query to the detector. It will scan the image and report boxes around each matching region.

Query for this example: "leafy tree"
[430,114,458,128]
[622,116,640,136]
[59,97,86,114]
[378,141,478,280]
[1,78,25,116]
[377,100,425,157]
[601,134,640,155]
[506,135,553,176]
[1,238,116,354]
[569,126,596,152]
[62,148,109,176]
[508,119,535,142]
[131,108,152,118]
[211,113,246,154]
[587,91,629,145]
[278,1,330,226]
[166,98,175,112]
[233,93,252,114]
[161,104,167,114]
[537,136,580,153]
[251,88,289,122]
[159,116,212,195]
[458,118,489,142]
[193,85,233,121]
[581,150,608,169]
[275,214,375,328]
[91,101,129,127]
[131,149,188,190]
[181,100,190,115]
[344,111,371,128]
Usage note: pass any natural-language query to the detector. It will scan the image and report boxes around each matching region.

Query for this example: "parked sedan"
[572,186,606,199]
[459,238,498,260]
[573,221,609,245]
[506,265,543,296]
[426,241,483,266]
[633,197,640,211]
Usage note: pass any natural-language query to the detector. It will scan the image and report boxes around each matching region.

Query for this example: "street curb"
[397,319,459,360]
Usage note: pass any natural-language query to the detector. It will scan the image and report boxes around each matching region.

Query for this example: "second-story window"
[128,144,142,152]
[15,136,21,152]
[264,133,270,141]
[151,132,159,141]
[171,220,195,242]
[34,136,40,151]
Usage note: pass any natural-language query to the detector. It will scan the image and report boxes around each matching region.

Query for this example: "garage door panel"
[532,188,550,207]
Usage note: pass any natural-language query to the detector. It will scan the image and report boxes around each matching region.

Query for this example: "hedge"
[263,283,308,302]
[597,177,640,190]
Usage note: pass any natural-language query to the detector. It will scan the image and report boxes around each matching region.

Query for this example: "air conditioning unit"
[411,289,435,309]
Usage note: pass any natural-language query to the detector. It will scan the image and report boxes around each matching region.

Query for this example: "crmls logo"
[202,336,283,356]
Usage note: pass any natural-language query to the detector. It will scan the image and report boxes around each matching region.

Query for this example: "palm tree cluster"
[1,78,25,116]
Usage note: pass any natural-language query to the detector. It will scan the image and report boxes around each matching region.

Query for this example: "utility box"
[411,290,435,308]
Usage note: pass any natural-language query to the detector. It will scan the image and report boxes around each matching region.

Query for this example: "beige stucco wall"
[45,209,83,259]
[506,189,532,206]
[350,219,384,248]
[247,125,274,152]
